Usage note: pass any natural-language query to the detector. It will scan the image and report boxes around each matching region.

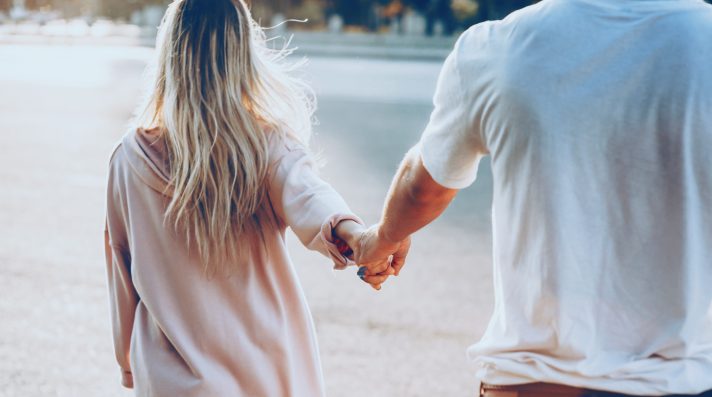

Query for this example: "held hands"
[334,221,411,290]
[355,225,411,290]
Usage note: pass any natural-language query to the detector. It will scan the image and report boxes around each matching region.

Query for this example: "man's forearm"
[378,147,458,243]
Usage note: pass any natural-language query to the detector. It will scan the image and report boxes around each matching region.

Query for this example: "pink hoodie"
[104,128,360,397]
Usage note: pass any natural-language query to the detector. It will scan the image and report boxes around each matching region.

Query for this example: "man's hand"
[352,148,457,290]
[354,224,411,290]
[334,148,456,291]
[334,221,409,290]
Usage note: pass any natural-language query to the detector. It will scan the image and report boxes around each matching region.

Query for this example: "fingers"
[358,265,395,278]
[363,274,389,290]
[391,238,411,276]
[363,260,391,275]
[391,257,405,277]
[358,266,395,291]
[353,225,411,290]
[353,225,399,267]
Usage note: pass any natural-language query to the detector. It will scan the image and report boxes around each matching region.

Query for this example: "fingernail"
[357,266,367,277]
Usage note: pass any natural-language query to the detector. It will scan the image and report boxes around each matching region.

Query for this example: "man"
[356,0,712,395]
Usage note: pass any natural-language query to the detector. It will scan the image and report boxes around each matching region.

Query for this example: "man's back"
[420,0,712,393]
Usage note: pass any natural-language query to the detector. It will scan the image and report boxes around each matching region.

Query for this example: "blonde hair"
[133,0,315,274]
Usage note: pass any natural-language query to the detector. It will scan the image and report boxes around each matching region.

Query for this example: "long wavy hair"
[133,0,315,274]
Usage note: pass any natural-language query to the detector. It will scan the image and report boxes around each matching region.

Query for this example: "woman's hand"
[333,220,365,259]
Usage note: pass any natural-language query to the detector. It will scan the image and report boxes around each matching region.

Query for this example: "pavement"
[0,41,494,397]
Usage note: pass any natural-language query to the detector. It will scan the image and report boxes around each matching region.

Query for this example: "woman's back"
[105,128,358,396]
[104,2,364,395]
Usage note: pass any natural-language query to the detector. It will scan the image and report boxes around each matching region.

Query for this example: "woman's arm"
[267,143,367,270]
[104,226,137,389]
[104,151,139,389]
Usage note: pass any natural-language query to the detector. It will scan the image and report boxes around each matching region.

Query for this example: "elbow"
[404,182,450,207]
[402,172,451,208]
[403,172,428,204]
[400,150,455,207]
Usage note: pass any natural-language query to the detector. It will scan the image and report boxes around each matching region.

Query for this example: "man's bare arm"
[354,146,458,280]
[378,146,458,244]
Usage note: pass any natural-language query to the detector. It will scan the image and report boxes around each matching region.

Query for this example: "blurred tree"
[288,0,326,28]
[0,0,11,12]
[475,0,536,22]
[52,0,83,17]
[422,0,457,36]
[264,0,291,14]
[333,0,371,26]
[24,0,52,9]
[98,0,169,20]
[17,0,87,17]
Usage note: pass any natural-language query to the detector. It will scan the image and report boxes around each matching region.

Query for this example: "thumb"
[391,238,411,276]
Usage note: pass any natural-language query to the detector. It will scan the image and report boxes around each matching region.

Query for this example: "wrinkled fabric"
[419,0,712,394]
[104,128,361,397]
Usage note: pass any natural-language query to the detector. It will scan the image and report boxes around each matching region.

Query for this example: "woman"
[103,1,391,395]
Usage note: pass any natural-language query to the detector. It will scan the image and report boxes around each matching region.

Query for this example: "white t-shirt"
[419,0,712,394]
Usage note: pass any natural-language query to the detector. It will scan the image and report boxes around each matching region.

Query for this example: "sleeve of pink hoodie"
[268,141,364,270]
[104,148,138,389]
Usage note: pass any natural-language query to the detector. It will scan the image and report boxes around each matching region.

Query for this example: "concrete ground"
[0,42,494,396]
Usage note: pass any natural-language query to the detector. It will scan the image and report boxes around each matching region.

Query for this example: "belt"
[481,383,598,397]
[479,382,712,397]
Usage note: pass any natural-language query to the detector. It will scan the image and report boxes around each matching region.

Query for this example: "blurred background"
[0,0,548,59]
[5,1,707,397]
[0,0,537,36]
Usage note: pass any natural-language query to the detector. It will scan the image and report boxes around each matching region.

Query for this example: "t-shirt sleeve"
[419,25,491,190]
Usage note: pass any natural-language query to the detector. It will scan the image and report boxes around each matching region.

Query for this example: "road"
[0,43,494,397]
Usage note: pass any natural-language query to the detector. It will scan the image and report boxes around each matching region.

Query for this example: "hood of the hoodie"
[122,128,173,196]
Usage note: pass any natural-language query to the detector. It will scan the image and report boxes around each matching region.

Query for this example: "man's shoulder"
[652,2,712,56]
[681,2,712,31]
[455,1,551,60]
